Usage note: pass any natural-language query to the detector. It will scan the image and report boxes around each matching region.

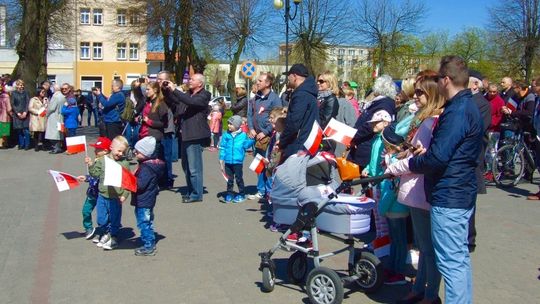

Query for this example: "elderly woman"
[348,75,397,168]
[10,79,31,150]
[28,87,49,151]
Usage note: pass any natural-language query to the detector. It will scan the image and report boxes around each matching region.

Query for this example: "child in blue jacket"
[219,115,255,203]
[131,136,165,256]
[61,95,80,137]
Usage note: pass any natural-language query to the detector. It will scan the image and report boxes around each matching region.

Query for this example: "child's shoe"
[102,236,118,250]
[92,234,101,243]
[134,246,157,256]
[84,227,96,240]
[247,192,264,200]
[96,233,110,248]
[221,193,233,203]
[233,194,245,203]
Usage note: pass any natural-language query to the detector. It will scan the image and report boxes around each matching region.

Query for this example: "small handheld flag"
[304,121,323,155]
[249,154,267,174]
[66,136,87,154]
[323,118,357,146]
[103,156,137,192]
[48,170,80,192]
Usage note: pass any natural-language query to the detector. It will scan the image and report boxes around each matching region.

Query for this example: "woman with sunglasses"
[10,79,31,150]
[385,71,445,304]
[316,71,340,130]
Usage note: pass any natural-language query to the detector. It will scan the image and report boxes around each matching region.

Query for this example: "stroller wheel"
[287,251,308,284]
[352,251,383,293]
[306,267,344,304]
[261,267,275,292]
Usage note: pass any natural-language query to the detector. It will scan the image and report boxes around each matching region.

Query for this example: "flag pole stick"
[84,140,89,175]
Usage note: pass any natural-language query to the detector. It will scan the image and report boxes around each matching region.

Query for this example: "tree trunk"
[227,35,247,102]
[12,0,50,93]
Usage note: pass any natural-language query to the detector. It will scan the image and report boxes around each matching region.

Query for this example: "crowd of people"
[1,55,540,303]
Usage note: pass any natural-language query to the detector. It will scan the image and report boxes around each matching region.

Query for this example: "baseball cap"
[282,63,309,77]
[89,136,112,150]
[367,110,392,123]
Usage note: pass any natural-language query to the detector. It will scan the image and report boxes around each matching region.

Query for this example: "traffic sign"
[240,61,257,79]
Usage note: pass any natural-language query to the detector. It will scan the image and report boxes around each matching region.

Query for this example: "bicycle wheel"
[492,144,524,187]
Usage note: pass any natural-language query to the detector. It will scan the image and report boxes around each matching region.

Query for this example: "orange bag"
[336,153,361,181]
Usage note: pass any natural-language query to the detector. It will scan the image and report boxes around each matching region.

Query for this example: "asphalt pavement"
[0,126,539,304]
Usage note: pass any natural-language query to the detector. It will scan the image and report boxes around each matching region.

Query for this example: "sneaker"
[221,194,233,203]
[92,234,101,243]
[269,224,280,232]
[247,192,264,200]
[84,227,96,240]
[286,232,299,242]
[102,236,118,250]
[233,194,245,203]
[96,233,111,248]
[134,246,157,256]
[384,273,407,285]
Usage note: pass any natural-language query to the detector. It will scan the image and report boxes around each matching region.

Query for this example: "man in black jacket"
[163,73,211,203]
[278,64,319,161]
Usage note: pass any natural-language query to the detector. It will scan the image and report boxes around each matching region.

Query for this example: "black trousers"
[225,163,245,195]
[105,122,124,140]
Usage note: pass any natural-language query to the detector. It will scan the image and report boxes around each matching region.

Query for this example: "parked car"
[209,96,231,109]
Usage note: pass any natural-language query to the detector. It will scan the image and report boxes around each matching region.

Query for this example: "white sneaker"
[247,192,264,200]
[97,233,110,248]
[406,249,419,269]
[102,237,118,250]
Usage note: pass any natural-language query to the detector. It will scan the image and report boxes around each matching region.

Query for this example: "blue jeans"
[431,206,474,304]
[96,195,122,236]
[254,147,269,195]
[386,217,408,274]
[124,122,140,149]
[135,207,155,249]
[181,139,206,200]
[410,207,441,300]
[67,128,76,137]
[87,108,98,127]
[16,128,30,149]
[161,133,174,183]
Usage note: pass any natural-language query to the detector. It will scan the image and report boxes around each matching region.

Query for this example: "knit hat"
[367,110,392,123]
[134,136,156,157]
[228,115,243,130]
[89,136,112,151]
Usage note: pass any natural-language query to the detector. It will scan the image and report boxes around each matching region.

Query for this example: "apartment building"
[58,0,147,94]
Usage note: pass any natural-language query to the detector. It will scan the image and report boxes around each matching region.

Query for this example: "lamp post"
[274,0,301,74]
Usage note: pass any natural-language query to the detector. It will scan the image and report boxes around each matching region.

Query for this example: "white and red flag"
[48,170,80,192]
[38,107,47,117]
[249,153,267,174]
[304,120,323,155]
[103,156,137,192]
[65,135,87,154]
[323,118,357,146]
[506,98,518,112]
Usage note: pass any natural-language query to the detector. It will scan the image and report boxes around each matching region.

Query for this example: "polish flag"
[323,118,357,146]
[304,121,323,155]
[506,98,518,111]
[56,122,65,133]
[103,156,137,192]
[48,170,80,192]
[38,107,47,117]
[65,135,87,154]
[249,153,266,174]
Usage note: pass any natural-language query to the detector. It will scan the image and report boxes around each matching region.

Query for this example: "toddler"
[208,104,222,151]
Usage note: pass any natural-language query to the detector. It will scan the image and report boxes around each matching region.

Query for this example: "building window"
[80,42,90,59]
[93,9,103,25]
[338,49,345,55]
[117,43,127,60]
[129,43,139,60]
[81,76,103,91]
[349,49,355,56]
[93,42,103,59]
[117,9,126,26]
[80,8,90,25]
[360,50,364,55]
[129,11,140,25]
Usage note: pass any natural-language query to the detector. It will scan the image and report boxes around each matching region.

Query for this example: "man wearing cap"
[162,73,211,203]
[247,72,282,200]
[278,63,319,161]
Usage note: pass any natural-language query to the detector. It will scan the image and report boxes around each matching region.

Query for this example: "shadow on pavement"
[61,231,85,240]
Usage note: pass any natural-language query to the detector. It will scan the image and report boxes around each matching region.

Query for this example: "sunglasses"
[317,79,326,84]
[414,89,426,97]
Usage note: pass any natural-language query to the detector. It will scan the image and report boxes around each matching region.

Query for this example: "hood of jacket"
[294,76,318,100]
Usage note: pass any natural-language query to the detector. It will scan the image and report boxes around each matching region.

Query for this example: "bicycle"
[491,117,536,187]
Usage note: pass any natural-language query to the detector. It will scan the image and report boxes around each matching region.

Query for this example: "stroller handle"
[349,174,393,186]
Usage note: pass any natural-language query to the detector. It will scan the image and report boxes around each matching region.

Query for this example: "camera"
[162,81,169,87]
[138,77,145,83]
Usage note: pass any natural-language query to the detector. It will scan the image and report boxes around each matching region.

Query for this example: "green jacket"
[89,155,131,199]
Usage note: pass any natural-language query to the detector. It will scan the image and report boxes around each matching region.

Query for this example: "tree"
[199,0,265,101]
[289,0,350,76]
[446,27,486,64]
[490,0,540,82]
[11,0,67,92]
[353,0,425,75]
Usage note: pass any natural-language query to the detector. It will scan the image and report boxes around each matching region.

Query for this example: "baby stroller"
[258,153,390,304]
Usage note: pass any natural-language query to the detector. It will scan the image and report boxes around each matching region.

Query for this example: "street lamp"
[273,0,301,74]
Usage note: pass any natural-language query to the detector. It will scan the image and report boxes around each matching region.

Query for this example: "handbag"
[255,135,270,151]
[336,152,361,181]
